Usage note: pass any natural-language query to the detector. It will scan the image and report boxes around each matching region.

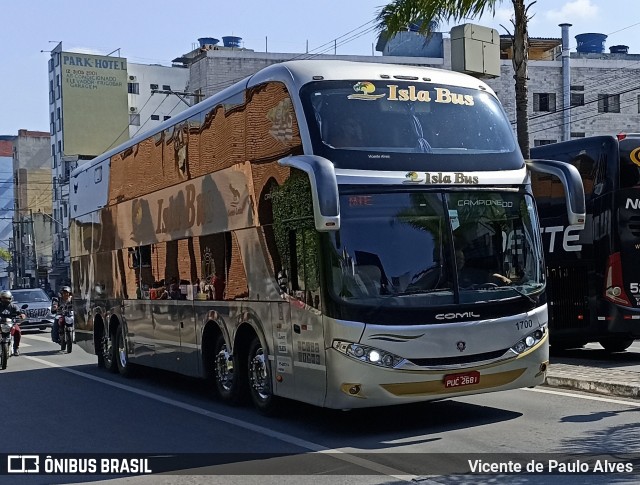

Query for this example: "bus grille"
[628,215,640,237]
[546,265,589,330]
[408,348,508,366]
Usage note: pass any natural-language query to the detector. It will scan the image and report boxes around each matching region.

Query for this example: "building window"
[534,139,557,147]
[150,114,160,121]
[48,58,54,72]
[58,140,62,153]
[129,114,140,126]
[533,93,556,112]
[128,82,139,94]
[163,115,171,121]
[571,132,586,138]
[598,94,620,113]
[162,85,171,90]
[570,93,584,107]
[570,85,584,91]
[637,95,640,114]
[150,83,159,90]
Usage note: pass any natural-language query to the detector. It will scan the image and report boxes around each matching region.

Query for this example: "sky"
[2,0,640,135]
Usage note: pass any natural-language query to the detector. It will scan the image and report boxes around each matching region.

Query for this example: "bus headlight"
[333,340,405,368]
[511,325,547,355]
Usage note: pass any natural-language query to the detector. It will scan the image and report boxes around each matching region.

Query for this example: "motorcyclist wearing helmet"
[51,286,72,344]
[0,290,26,356]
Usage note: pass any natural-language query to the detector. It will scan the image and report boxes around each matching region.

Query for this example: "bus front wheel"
[599,338,634,353]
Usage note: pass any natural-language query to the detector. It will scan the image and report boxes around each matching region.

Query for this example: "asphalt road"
[3,332,639,485]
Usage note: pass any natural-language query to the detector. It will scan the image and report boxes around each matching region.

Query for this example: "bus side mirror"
[278,155,340,231]
[527,159,586,226]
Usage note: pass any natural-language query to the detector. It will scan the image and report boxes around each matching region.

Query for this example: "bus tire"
[116,325,134,377]
[213,333,245,405]
[247,335,279,415]
[0,343,8,370]
[599,338,634,353]
[102,328,118,373]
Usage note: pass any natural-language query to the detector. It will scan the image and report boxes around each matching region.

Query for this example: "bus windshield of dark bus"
[325,191,544,307]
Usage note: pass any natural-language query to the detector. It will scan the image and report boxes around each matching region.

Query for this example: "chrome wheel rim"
[215,345,234,392]
[249,346,269,400]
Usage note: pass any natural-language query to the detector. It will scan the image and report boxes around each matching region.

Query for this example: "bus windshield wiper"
[393,288,451,296]
[505,286,537,304]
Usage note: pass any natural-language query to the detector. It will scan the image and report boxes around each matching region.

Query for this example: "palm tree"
[377,0,534,158]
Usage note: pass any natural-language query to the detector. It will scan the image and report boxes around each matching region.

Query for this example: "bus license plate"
[444,371,480,388]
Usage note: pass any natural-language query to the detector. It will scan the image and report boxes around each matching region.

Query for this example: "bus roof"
[71,60,497,179]
[247,59,497,94]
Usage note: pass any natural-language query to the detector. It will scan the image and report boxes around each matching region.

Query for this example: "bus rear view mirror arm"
[279,155,340,231]
[526,159,586,226]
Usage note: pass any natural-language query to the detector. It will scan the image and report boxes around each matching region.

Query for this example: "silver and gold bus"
[70,60,584,412]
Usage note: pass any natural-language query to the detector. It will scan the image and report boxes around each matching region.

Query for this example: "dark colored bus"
[531,134,640,351]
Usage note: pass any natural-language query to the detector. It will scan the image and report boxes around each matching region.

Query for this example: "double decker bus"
[70,60,584,412]
[531,134,640,351]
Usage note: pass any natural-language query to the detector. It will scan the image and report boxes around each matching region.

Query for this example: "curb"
[545,363,640,399]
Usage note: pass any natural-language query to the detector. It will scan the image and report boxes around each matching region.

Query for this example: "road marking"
[526,386,640,407]
[23,355,416,481]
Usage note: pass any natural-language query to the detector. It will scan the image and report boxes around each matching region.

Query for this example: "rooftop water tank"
[610,45,629,54]
[198,37,219,48]
[222,36,242,48]
[575,33,607,53]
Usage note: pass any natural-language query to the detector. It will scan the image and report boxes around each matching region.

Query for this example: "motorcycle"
[0,304,28,369]
[57,308,74,354]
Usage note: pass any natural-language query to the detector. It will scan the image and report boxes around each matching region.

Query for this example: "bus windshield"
[326,190,544,307]
[301,80,521,172]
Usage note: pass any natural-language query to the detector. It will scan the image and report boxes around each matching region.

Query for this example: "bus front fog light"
[382,354,394,367]
[352,345,365,358]
[368,350,381,362]
[525,336,535,347]
[514,341,526,353]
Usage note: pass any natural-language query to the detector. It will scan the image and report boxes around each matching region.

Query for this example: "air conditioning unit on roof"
[129,75,136,81]
[129,107,138,113]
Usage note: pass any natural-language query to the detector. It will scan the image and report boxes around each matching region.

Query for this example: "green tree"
[377,0,534,158]
[0,248,11,263]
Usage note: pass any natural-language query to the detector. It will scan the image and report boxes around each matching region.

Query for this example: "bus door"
[615,190,640,311]
[282,228,326,406]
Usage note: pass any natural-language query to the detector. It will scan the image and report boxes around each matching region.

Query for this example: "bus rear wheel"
[116,325,133,377]
[213,333,245,404]
[102,330,118,373]
[247,336,279,415]
[599,338,634,353]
